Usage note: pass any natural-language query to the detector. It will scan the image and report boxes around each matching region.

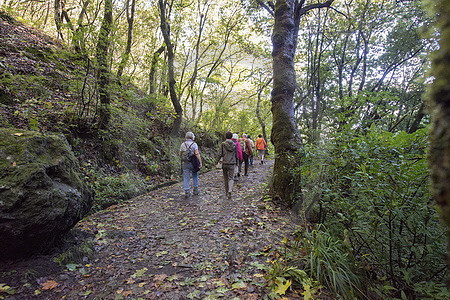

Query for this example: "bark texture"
[270,0,303,206]
[429,0,450,289]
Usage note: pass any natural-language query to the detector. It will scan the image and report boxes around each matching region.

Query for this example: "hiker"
[255,134,267,164]
[247,135,255,166]
[179,131,202,198]
[232,133,242,180]
[216,131,238,199]
[238,134,253,176]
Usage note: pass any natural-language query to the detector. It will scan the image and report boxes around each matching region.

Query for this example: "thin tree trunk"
[95,0,113,129]
[159,0,182,135]
[54,0,64,41]
[256,77,272,142]
[149,45,165,95]
[117,0,136,79]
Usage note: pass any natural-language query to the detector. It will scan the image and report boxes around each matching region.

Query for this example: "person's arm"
[216,144,223,164]
[194,149,202,168]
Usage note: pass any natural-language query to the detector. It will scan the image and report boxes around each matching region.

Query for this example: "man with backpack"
[179,132,202,198]
[216,131,238,199]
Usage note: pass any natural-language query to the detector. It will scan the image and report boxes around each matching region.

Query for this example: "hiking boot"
[185,191,191,198]
[193,188,200,195]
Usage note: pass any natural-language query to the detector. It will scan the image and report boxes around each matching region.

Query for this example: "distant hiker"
[238,134,253,176]
[255,134,267,164]
[232,133,243,180]
[180,131,202,198]
[216,131,238,199]
[247,135,255,166]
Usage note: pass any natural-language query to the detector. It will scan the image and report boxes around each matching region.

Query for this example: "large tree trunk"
[429,0,450,289]
[270,0,333,207]
[95,0,113,129]
[270,0,303,206]
[159,0,182,135]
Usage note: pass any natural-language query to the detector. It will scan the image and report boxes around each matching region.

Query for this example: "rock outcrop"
[0,128,93,259]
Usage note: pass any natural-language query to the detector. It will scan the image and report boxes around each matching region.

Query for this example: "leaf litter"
[0,159,300,299]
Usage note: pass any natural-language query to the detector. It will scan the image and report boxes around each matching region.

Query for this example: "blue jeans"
[182,162,198,192]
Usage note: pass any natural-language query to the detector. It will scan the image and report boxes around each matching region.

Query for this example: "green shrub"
[295,126,448,299]
[92,172,150,212]
[300,226,362,299]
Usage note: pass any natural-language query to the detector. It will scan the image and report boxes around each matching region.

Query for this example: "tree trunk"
[257,77,272,142]
[429,0,450,290]
[270,0,303,207]
[149,45,165,95]
[117,0,136,79]
[159,0,182,135]
[95,0,113,129]
[73,0,90,54]
[54,0,64,41]
[270,0,333,207]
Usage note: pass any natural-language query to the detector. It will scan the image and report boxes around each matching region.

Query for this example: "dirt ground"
[0,159,301,299]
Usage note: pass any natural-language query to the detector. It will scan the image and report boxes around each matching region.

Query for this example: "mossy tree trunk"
[270,0,333,207]
[429,0,450,289]
[95,0,113,130]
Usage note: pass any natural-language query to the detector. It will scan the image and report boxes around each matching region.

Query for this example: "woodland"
[0,0,450,299]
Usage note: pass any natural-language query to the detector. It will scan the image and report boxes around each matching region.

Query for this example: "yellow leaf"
[122,290,133,296]
[41,280,58,290]
[14,133,23,136]
[138,282,146,287]
[274,279,291,295]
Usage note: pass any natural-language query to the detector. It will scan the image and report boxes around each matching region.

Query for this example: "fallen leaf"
[41,280,58,290]
[154,274,167,282]
[231,281,247,289]
[131,267,148,278]
[14,133,23,136]
[274,279,292,295]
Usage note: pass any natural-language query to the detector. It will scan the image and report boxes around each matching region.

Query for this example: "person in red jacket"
[255,134,267,164]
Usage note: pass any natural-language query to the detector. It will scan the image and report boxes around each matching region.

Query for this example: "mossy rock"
[0,128,93,259]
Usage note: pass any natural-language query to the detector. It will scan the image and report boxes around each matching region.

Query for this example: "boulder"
[0,128,93,259]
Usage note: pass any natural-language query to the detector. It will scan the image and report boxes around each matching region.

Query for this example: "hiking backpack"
[181,142,194,162]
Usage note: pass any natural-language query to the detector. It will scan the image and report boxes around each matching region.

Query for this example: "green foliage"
[53,242,94,266]
[299,226,362,299]
[265,260,321,299]
[295,126,448,299]
[90,172,151,212]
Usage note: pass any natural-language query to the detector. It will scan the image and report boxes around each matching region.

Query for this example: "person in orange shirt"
[255,134,267,164]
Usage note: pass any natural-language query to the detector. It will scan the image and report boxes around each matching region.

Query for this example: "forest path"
[1,159,299,299]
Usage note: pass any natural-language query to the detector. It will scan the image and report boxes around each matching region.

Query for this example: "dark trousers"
[243,153,249,175]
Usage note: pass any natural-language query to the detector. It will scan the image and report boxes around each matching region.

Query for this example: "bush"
[294,126,448,299]
[91,172,151,212]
